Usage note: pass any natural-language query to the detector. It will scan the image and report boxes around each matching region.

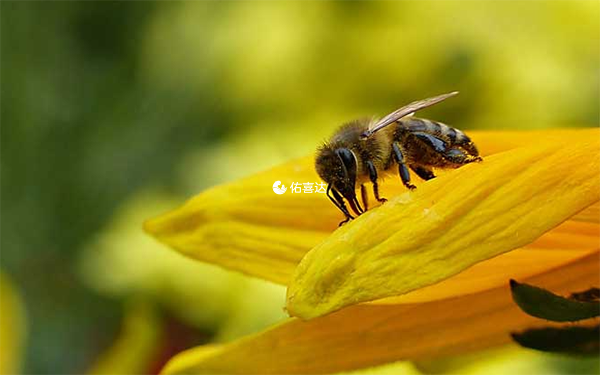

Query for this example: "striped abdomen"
[398,117,479,156]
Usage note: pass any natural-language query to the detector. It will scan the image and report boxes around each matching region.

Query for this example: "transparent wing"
[360,91,459,139]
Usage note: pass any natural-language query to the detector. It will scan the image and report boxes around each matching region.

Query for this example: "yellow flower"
[86,301,162,375]
[0,272,27,375]
[145,128,599,374]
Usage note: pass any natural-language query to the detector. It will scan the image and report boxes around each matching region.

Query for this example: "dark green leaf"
[512,325,599,356]
[510,280,600,322]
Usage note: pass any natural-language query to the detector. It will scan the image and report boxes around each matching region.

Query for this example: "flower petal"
[0,273,26,375]
[372,220,599,305]
[145,129,598,285]
[161,252,598,374]
[286,136,599,318]
[87,301,162,375]
[143,156,332,285]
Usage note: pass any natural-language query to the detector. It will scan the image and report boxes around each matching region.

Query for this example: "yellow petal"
[286,136,599,318]
[145,129,598,285]
[143,156,331,285]
[373,220,599,305]
[377,249,597,305]
[161,251,598,375]
[395,218,600,301]
[87,301,161,375]
[0,273,26,375]
[161,345,223,375]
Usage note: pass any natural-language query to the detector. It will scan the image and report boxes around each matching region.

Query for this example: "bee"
[315,92,482,225]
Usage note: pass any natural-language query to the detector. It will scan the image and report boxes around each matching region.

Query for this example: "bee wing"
[361,91,459,139]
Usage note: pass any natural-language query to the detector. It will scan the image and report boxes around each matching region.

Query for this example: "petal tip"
[142,202,208,240]
[142,217,158,235]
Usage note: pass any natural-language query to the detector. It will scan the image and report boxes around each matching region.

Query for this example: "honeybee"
[315,92,482,225]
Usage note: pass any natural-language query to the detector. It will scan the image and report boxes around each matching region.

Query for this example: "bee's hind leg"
[444,148,482,165]
[392,142,416,190]
[366,161,387,203]
[410,165,436,181]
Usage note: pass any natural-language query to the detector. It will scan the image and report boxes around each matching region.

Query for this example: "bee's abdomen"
[399,117,472,147]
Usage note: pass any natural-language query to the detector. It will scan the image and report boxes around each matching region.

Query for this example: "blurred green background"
[1,1,598,374]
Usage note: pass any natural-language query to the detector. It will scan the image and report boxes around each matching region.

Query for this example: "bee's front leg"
[327,184,354,226]
[338,216,352,226]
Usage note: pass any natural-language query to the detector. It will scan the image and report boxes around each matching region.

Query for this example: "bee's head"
[315,144,358,200]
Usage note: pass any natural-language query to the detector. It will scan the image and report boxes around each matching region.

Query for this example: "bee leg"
[392,142,416,190]
[327,184,354,225]
[444,148,482,165]
[410,165,436,181]
[338,216,352,226]
[451,133,480,158]
[360,184,369,211]
[412,132,447,153]
[334,187,359,224]
[366,160,387,203]
[347,195,364,216]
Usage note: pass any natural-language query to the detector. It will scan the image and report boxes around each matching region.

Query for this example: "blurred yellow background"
[1,1,598,373]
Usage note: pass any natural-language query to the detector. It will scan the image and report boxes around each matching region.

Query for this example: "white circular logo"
[272,181,287,195]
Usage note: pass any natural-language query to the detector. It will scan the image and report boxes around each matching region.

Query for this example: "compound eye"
[335,148,357,187]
